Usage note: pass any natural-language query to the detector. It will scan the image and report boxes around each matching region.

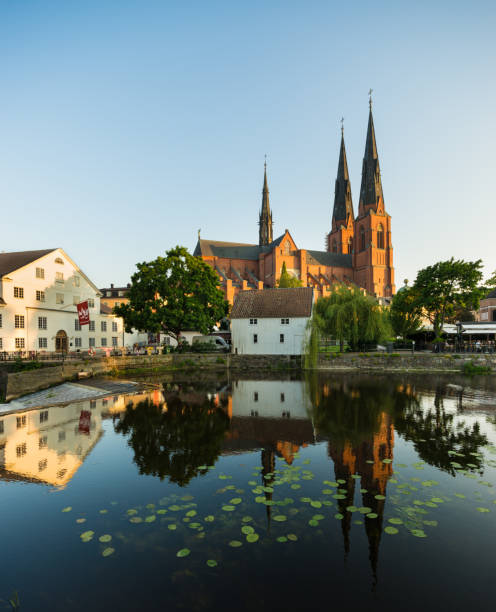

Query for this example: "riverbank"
[1,351,494,401]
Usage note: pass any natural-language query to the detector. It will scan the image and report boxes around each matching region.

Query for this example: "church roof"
[306,250,353,268]
[0,249,56,277]
[194,234,286,261]
[231,287,313,319]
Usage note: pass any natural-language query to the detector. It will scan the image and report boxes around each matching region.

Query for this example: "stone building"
[194,101,395,305]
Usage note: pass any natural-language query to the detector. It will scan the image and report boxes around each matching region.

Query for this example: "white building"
[230,287,313,355]
[0,248,142,354]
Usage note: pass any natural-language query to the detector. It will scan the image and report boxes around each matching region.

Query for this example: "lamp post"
[456,321,462,353]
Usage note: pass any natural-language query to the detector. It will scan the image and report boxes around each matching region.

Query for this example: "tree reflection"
[114,394,230,486]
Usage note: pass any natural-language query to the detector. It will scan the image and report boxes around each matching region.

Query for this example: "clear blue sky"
[2,0,495,287]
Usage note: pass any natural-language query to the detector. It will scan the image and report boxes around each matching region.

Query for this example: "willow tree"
[306,284,391,366]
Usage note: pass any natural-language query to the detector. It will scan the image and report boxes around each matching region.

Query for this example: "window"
[348,237,353,254]
[75,319,81,331]
[36,267,45,279]
[16,443,27,457]
[15,315,25,328]
[280,334,285,343]
[39,436,48,449]
[90,400,97,409]
[280,393,285,402]
[40,410,49,423]
[332,240,337,253]
[101,321,107,332]
[101,338,107,347]
[73,295,81,305]
[75,337,82,348]
[254,392,258,402]
[17,415,27,429]
[15,338,25,349]
[58,431,66,442]
[55,272,64,283]
[57,469,67,480]
[56,293,64,304]
[39,459,47,472]
[88,298,95,308]
[284,241,290,255]
[106,291,111,297]
[112,337,118,347]
[38,316,47,330]
[55,257,64,264]
[0,313,2,327]
[249,318,257,325]
[89,320,95,331]
[250,410,259,417]
[14,287,24,298]
[0,420,3,434]
[0,338,2,349]
[36,290,45,302]
[38,338,47,349]
[112,321,118,332]
[377,224,384,249]
[89,337,96,347]
[281,318,289,325]
[74,276,80,287]
[253,334,258,344]
[360,226,366,251]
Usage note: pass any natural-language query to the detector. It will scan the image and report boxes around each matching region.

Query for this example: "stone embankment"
[1,352,494,401]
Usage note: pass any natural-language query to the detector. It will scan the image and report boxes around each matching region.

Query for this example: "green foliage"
[114,246,228,342]
[462,360,491,376]
[307,284,392,361]
[412,258,484,337]
[13,358,42,372]
[484,270,496,290]
[277,262,303,288]
[389,285,422,340]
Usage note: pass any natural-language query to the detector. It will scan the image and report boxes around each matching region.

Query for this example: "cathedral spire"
[358,96,384,214]
[332,123,354,227]
[259,158,273,246]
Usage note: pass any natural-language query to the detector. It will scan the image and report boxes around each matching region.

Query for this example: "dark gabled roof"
[306,250,353,268]
[484,288,496,299]
[231,287,313,319]
[0,249,56,277]
[194,234,287,261]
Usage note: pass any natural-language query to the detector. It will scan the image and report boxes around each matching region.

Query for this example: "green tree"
[484,270,496,290]
[389,285,422,340]
[412,258,484,338]
[114,246,228,342]
[306,284,391,364]
[277,261,303,288]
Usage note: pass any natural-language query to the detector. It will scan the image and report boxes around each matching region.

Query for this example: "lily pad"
[230,498,242,505]
[145,515,156,523]
[157,509,167,515]
[129,517,143,524]
[228,540,243,547]
[374,495,386,501]
[366,513,378,519]
[76,518,86,524]
[99,509,108,514]
[476,507,490,513]
[310,501,322,509]
[127,509,138,516]
[80,530,94,542]
[241,516,252,523]
[411,529,427,538]
[287,534,298,541]
[241,525,255,535]
[246,533,259,543]
[206,559,218,567]
[167,524,177,530]
[177,548,191,557]
[186,510,197,517]
[99,534,112,543]
[273,515,287,522]
[102,547,115,557]
[277,536,288,543]
[384,526,399,535]
[222,505,235,512]
[388,518,403,525]
[308,519,319,527]
[334,513,344,520]
[62,506,72,513]
[169,505,181,511]
[346,506,358,513]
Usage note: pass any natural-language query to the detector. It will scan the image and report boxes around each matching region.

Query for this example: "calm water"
[1,373,496,611]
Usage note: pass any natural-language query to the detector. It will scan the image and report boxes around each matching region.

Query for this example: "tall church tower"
[353,97,395,300]
[258,161,273,246]
[327,125,354,254]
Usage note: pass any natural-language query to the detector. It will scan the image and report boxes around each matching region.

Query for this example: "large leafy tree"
[307,284,391,361]
[389,284,422,340]
[114,246,228,342]
[412,258,484,338]
[277,261,303,288]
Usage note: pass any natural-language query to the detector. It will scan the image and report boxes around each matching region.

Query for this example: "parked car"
[192,335,230,351]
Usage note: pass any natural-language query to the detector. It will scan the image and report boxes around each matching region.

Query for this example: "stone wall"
[315,352,496,372]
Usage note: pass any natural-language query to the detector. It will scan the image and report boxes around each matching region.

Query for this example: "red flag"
[77,301,90,325]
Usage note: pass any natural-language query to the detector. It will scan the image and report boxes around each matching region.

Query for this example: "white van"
[192,336,230,351]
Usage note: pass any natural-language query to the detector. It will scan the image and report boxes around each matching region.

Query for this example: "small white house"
[230,287,313,355]
[0,248,142,354]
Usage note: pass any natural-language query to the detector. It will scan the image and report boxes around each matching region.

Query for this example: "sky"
[1,0,495,288]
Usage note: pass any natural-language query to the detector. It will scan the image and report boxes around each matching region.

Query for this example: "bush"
[13,358,42,372]
[462,360,491,375]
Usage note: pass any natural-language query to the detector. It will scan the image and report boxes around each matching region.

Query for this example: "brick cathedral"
[194,100,395,305]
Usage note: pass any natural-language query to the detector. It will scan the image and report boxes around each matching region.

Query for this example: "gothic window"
[377,224,384,249]
[348,237,353,254]
[284,241,290,255]
[332,240,337,254]
[360,226,365,251]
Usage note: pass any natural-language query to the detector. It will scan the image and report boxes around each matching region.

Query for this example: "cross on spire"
[368,88,373,109]
[340,117,345,135]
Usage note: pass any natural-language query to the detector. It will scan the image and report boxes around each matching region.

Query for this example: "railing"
[0,349,124,362]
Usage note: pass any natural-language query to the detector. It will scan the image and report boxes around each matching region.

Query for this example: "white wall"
[231,380,311,419]
[0,248,128,352]
[231,316,310,355]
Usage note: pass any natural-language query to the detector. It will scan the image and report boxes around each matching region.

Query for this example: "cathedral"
[194,100,395,305]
